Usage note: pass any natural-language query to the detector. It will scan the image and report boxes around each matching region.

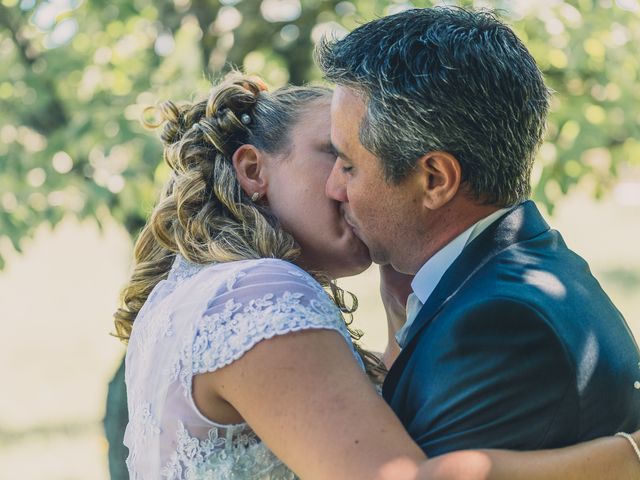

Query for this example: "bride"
[114,73,640,479]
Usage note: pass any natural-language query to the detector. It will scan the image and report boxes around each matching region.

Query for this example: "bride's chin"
[318,243,371,279]
[329,261,369,280]
[340,245,373,278]
[351,235,371,262]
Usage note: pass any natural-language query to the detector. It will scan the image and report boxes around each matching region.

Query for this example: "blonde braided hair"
[113,72,386,382]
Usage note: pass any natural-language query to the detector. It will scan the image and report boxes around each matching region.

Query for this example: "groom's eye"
[333,155,354,174]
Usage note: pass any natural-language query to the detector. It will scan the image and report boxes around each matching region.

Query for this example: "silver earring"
[251,192,262,202]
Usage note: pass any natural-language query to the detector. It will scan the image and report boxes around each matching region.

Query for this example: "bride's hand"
[379,264,414,330]
[379,265,414,368]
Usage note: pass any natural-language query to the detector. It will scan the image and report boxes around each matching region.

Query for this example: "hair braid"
[114,72,387,383]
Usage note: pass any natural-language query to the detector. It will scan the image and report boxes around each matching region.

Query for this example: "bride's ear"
[232,145,268,200]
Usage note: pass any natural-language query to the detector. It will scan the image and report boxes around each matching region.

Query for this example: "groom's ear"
[232,144,268,198]
[415,151,462,209]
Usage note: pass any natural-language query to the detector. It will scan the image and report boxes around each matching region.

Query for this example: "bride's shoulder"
[225,257,310,275]
[167,257,328,314]
[168,255,315,287]
[185,258,347,376]
[208,258,322,290]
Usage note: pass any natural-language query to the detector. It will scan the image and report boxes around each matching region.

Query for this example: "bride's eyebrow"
[329,142,353,162]
[319,142,337,156]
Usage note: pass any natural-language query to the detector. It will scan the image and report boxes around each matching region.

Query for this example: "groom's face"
[326,87,426,274]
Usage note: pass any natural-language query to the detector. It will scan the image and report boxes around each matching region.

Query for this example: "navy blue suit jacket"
[383,201,640,454]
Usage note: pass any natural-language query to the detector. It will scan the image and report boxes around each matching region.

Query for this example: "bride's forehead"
[288,107,331,142]
[295,98,331,125]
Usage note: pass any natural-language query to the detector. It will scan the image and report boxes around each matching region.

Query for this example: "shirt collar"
[411,206,513,304]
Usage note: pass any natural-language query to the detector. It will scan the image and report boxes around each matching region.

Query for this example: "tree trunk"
[103,357,129,480]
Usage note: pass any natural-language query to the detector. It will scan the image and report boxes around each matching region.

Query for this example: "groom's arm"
[391,297,577,455]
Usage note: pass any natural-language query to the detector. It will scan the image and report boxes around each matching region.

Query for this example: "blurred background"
[1,0,639,478]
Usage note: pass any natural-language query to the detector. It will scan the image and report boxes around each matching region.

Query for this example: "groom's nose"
[325,160,348,203]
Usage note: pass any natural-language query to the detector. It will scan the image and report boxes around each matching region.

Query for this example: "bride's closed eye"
[319,143,338,161]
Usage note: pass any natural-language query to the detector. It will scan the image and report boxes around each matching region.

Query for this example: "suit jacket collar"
[400,200,550,350]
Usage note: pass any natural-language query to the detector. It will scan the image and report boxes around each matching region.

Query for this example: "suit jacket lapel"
[400,200,550,359]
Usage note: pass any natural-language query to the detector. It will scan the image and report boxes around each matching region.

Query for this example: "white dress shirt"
[395,206,513,348]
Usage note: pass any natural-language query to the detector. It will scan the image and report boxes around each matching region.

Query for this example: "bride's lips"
[339,206,363,240]
[341,211,355,229]
[342,214,371,258]
[344,216,355,229]
[343,214,361,237]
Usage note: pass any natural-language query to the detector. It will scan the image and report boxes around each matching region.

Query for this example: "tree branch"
[0,4,69,133]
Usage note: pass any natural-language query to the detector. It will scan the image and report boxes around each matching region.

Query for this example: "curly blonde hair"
[113,73,386,382]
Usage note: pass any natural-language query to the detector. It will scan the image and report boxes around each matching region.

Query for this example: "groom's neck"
[413,197,503,273]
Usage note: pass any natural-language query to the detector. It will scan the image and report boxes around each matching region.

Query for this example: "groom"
[318,7,640,454]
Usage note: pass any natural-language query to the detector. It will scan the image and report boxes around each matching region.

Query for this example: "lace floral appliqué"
[125,257,360,480]
[161,422,295,480]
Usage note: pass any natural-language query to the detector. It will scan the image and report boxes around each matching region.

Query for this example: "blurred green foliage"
[1,0,639,269]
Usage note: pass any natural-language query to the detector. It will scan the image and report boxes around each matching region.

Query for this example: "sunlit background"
[1,0,639,478]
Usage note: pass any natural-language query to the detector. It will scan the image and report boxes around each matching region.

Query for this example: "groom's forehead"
[331,85,366,113]
[330,87,366,148]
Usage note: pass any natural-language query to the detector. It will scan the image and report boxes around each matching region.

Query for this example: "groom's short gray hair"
[316,7,550,207]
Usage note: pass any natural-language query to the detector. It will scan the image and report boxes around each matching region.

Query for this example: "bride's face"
[264,97,372,278]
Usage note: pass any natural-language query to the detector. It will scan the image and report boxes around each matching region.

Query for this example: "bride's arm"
[416,432,640,480]
[195,324,640,479]
[197,328,425,480]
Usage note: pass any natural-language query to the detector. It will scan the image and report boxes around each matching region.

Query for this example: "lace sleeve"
[190,258,356,376]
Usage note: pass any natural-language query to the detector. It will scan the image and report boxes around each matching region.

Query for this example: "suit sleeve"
[392,297,578,455]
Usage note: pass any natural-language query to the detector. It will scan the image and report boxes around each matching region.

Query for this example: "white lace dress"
[124,255,365,479]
